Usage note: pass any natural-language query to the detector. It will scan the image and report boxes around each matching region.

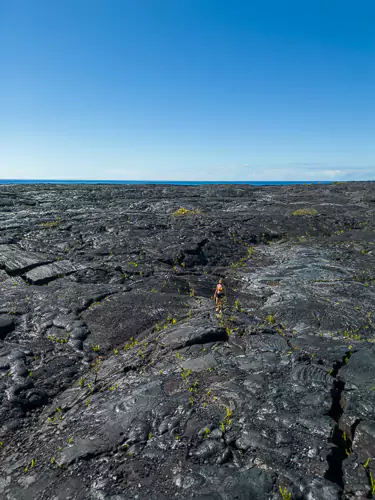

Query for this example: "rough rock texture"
[0,182,374,499]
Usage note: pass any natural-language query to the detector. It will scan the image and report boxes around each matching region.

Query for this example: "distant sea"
[0,180,333,185]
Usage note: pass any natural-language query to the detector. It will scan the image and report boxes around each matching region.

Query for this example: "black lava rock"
[0,316,15,339]
[0,182,374,500]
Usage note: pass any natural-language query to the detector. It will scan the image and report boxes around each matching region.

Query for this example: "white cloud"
[0,153,373,182]
[322,170,342,178]
[0,164,27,179]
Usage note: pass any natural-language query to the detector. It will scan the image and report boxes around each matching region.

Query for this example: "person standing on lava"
[214,278,225,312]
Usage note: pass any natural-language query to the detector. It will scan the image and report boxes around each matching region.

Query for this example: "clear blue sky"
[1,0,374,181]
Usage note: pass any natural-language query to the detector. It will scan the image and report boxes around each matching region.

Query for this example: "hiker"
[214,278,225,312]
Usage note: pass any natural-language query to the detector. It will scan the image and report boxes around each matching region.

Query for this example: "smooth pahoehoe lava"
[0,182,374,500]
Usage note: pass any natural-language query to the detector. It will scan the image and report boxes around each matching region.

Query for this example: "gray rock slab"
[0,244,48,273]
[25,260,78,284]
[180,353,217,372]
[163,319,226,349]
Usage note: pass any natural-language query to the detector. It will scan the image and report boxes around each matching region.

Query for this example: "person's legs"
[216,293,222,312]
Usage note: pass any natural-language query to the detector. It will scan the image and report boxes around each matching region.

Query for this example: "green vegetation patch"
[172,207,201,217]
[292,208,318,216]
[40,218,61,228]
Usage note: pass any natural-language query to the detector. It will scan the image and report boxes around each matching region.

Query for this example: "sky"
[0,0,374,181]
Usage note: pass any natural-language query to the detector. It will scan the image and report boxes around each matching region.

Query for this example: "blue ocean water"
[0,180,333,186]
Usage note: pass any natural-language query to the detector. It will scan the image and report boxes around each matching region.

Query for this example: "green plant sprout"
[172,207,200,216]
[265,314,275,324]
[279,485,292,500]
[370,471,375,495]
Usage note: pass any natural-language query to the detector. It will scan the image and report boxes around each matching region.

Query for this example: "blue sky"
[0,0,374,181]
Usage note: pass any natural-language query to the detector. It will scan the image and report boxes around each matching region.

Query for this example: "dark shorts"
[216,293,224,299]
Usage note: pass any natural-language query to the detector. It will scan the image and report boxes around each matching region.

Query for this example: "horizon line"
[0,179,345,183]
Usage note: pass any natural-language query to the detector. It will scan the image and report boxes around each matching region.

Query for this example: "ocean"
[0,180,333,185]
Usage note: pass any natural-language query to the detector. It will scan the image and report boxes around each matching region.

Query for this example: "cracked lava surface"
[0,182,375,499]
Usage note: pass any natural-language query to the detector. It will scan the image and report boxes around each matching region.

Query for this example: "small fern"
[279,485,292,500]
[370,471,375,495]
